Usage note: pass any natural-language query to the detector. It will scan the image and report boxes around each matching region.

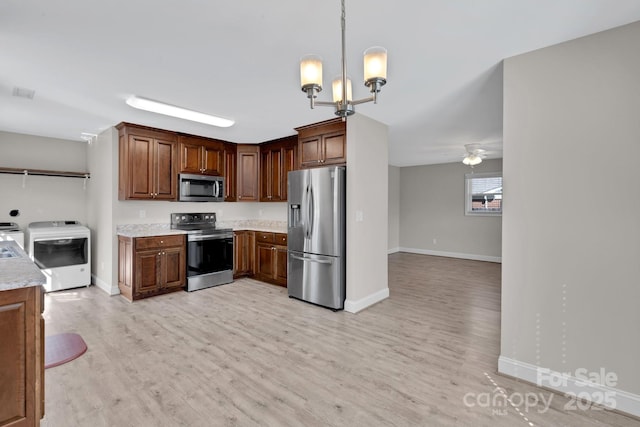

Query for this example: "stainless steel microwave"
[178,174,224,202]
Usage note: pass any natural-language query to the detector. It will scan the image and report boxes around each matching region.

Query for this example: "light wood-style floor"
[41,253,639,427]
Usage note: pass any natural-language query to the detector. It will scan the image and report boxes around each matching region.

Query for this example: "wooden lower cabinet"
[254,232,288,287]
[0,285,45,427]
[233,231,255,278]
[118,234,186,301]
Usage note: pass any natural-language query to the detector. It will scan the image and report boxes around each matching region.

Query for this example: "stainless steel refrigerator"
[287,166,346,310]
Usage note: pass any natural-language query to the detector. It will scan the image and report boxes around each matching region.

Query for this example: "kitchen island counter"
[0,240,46,291]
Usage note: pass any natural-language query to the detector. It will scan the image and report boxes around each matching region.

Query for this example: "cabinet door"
[134,250,160,295]
[237,145,259,202]
[154,138,178,200]
[255,243,274,280]
[0,287,32,426]
[259,150,272,201]
[246,232,255,275]
[129,135,155,198]
[224,144,237,201]
[322,132,346,165]
[180,142,203,174]
[282,143,297,201]
[233,232,241,276]
[162,246,185,290]
[269,148,283,201]
[202,142,224,176]
[299,135,322,168]
[274,245,288,286]
[260,148,283,201]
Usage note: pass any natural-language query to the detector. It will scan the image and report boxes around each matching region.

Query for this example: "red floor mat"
[44,333,87,369]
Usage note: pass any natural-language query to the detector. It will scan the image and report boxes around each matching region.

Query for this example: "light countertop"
[0,241,46,291]
[117,220,287,238]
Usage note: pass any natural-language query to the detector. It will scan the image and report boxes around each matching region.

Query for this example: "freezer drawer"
[287,251,345,310]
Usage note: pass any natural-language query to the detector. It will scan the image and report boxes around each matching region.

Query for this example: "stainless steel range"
[170,213,233,292]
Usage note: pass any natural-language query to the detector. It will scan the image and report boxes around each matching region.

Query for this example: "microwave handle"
[214,180,219,197]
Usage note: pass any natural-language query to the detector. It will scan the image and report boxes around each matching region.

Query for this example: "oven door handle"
[188,233,233,241]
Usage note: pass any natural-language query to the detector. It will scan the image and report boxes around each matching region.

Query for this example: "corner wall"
[399,159,502,262]
[501,21,640,416]
[388,165,400,253]
[345,114,389,313]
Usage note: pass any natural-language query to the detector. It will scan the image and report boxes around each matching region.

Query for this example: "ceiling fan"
[462,143,487,166]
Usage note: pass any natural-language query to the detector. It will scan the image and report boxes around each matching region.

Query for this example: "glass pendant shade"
[332,76,353,102]
[363,46,387,82]
[300,55,323,89]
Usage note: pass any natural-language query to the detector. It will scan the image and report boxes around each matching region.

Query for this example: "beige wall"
[388,165,400,252]
[398,159,502,261]
[0,131,87,230]
[501,21,640,413]
[345,114,389,312]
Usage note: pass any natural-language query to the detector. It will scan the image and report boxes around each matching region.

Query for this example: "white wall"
[0,131,87,230]
[86,128,118,294]
[501,21,640,416]
[388,165,400,253]
[345,114,389,313]
[398,159,502,262]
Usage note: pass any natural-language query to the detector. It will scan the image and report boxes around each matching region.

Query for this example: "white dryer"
[26,221,91,292]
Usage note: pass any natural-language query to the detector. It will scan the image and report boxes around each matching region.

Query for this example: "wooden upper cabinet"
[260,135,297,202]
[178,135,224,176]
[236,144,259,202]
[224,143,237,202]
[117,122,178,200]
[296,118,346,169]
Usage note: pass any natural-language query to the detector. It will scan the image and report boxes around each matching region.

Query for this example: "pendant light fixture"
[300,0,388,119]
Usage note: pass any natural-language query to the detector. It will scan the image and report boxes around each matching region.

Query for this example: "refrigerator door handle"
[308,185,314,239]
[290,254,333,264]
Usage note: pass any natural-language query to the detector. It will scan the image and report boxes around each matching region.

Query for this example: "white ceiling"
[2,1,640,166]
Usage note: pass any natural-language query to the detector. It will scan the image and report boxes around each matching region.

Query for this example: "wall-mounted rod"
[0,167,90,179]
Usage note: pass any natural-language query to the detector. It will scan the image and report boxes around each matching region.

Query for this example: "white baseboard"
[498,356,640,418]
[399,247,501,263]
[344,287,389,314]
[387,247,400,254]
[92,274,120,296]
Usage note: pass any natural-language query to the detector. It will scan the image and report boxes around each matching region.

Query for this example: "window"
[465,172,502,216]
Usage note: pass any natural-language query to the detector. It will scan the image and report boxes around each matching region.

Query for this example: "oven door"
[186,233,233,277]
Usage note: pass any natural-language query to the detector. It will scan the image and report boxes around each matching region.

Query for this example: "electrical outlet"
[355,210,364,222]
[258,209,264,217]
[139,210,146,219]
[433,238,437,245]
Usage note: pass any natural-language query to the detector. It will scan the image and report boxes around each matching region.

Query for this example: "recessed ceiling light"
[12,87,36,100]
[126,96,234,128]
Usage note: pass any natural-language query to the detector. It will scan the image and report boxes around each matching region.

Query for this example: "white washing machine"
[26,221,91,292]
[0,222,24,248]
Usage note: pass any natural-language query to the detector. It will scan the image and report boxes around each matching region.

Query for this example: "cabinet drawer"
[255,232,275,244]
[275,233,287,245]
[135,234,185,250]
